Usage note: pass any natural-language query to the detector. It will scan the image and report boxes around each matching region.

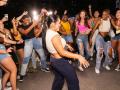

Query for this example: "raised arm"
[11,18,19,36]
[88,5,93,17]
[16,11,28,21]
[18,20,38,35]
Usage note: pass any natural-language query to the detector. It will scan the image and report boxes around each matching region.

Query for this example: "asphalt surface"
[18,60,120,90]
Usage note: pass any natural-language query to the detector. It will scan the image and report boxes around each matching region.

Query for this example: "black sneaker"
[41,68,50,72]
[19,76,24,82]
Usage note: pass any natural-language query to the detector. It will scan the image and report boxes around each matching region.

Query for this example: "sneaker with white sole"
[5,87,19,90]
[6,82,11,87]
[41,68,50,72]
[95,68,100,74]
[5,87,12,90]
[115,64,120,71]
[19,76,24,82]
[103,65,111,70]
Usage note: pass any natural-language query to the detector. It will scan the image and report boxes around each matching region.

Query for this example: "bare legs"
[0,56,17,90]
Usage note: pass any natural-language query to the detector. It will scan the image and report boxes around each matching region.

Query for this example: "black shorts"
[16,43,24,50]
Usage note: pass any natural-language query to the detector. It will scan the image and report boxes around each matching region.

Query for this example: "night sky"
[0,0,116,20]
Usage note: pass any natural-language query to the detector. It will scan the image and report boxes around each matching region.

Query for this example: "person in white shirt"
[44,15,89,90]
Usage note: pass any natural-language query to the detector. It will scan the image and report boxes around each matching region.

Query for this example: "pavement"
[18,60,120,90]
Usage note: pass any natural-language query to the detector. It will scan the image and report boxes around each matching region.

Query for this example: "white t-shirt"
[46,29,66,54]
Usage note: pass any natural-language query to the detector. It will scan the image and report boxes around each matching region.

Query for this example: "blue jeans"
[95,34,114,70]
[0,44,10,61]
[20,37,47,76]
[112,34,120,40]
[76,34,90,59]
[50,57,79,90]
[64,35,73,43]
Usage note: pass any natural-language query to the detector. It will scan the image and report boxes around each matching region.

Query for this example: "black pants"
[50,57,80,90]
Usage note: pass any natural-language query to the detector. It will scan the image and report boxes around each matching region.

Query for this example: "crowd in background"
[0,4,120,90]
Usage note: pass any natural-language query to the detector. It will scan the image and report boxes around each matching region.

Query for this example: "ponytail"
[42,15,60,62]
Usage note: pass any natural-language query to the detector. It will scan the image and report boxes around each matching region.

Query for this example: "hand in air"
[22,11,28,16]
[88,4,92,9]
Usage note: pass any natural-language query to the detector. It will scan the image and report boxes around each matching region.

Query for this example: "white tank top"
[46,29,66,54]
[99,19,111,32]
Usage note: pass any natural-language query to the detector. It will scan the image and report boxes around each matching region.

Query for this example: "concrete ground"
[18,60,120,90]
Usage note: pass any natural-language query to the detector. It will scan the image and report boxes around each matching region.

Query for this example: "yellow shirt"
[61,21,71,35]
[11,29,22,41]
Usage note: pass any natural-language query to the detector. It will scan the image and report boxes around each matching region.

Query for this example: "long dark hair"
[78,10,89,27]
[42,15,59,62]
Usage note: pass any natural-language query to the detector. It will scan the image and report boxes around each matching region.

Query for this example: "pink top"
[76,21,89,33]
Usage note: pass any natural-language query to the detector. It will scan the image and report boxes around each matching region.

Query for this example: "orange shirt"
[61,21,71,35]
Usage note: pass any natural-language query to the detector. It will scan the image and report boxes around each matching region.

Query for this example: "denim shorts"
[112,34,120,40]
[64,35,73,42]
[0,54,10,61]
[0,44,10,61]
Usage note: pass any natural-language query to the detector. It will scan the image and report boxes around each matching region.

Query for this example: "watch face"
[4,14,8,20]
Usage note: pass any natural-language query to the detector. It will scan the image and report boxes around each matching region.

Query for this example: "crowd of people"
[0,3,120,90]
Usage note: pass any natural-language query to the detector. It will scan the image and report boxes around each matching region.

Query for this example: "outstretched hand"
[78,56,90,69]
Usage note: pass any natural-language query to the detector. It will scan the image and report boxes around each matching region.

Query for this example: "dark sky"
[0,0,116,19]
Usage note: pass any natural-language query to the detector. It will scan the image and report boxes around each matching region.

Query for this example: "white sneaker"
[115,64,120,71]
[90,57,93,61]
[6,82,11,87]
[104,65,111,70]
[5,87,12,90]
[78,66,84,71]
[68,60,72,64]
[5,87,19,90]
[95,68,100,74]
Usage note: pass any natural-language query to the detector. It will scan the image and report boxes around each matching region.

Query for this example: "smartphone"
[4,14,8,21]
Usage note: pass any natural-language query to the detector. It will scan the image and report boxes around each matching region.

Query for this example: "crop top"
[46,29,66,54]
[99,19,111,32]
[76,21,89,33]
